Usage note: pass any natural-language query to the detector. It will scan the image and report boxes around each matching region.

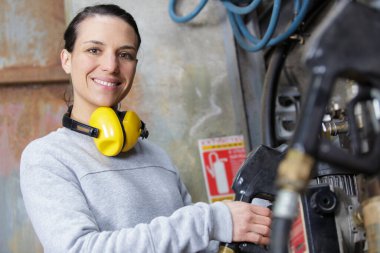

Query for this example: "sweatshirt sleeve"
[176,169,194,206]
[20,144,232,253]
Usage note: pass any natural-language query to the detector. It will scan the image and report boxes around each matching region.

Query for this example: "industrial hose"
[261,45,289,147]
[169,0,310,52]
[270,217,293,253]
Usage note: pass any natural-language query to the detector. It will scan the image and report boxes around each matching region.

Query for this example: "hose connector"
[362,196,380,253]
[276,148,315,192]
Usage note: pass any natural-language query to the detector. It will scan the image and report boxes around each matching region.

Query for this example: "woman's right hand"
[223,201,272,245]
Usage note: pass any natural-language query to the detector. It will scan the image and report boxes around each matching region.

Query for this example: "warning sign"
[289,202,308,253]
[198,135,247,203]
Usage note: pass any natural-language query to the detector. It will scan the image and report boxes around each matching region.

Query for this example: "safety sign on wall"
[198,135,247,203]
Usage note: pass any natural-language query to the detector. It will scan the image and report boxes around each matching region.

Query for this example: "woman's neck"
[70,103,95,124]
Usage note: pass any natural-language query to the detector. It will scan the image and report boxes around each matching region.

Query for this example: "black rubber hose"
[270,217,293,253]
[261,44,288,147]
[261,0,331,148]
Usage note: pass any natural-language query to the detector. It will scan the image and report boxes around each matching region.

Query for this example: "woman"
[20,4,271,253]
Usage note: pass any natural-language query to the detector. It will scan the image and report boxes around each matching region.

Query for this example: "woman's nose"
[100,54,119,74]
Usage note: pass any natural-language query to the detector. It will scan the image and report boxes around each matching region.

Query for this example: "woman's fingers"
[224,201,273,245]
[250,211,272,227]
[244,232,271,245]
[250,224,271,237]
[250,204,272,217]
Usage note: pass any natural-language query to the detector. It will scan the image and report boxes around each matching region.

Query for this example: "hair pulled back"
[63,4,141,52]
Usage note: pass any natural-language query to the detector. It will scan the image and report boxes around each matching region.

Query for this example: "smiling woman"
[60,13,139,123]
[19,4,272,253]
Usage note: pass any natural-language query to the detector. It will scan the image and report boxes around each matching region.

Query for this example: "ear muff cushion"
[121,111,142,152]
[89,107,124,156]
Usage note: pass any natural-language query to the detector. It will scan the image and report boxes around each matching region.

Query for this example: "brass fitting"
[276,149,315,192]
[321,120,349,138]
[218,246,235,253]
[362,196,380,253]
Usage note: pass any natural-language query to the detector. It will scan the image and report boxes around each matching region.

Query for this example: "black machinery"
[169,0,380,252]
[271,1,380,252]
[219,0,380,252]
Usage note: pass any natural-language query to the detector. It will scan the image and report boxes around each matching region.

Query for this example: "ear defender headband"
[62,106,149,156]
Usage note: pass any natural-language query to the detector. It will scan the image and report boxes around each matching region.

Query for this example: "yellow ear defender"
[62,106,149,156]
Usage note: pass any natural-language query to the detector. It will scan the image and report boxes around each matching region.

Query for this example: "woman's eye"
[87,48,100,55]
[119,52,135,61]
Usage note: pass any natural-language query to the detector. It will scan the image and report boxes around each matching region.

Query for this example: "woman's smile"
[92,78,122,88]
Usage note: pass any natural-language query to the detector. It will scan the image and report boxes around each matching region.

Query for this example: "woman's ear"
[60,49,72,74]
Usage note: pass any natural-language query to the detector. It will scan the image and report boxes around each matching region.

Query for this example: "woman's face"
[61,15,138,119]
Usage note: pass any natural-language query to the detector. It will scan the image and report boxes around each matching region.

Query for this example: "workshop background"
[0,0,263,252]
[3,0,380,252]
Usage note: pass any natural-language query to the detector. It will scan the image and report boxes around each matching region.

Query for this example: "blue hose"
[221,0,261,15]
[267,0,309,47]
[228,0,281,52]
[294,0,301,14]
[234,13,260,44]
[169,0,310,52]
[169,0,208,23]
[232,0,310,49]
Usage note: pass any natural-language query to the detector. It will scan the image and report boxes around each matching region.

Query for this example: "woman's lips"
[93,78,121,87]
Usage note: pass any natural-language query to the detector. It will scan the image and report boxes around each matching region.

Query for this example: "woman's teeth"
[94,78,119,87]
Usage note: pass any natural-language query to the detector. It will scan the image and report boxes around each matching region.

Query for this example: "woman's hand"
[223,201,272,245]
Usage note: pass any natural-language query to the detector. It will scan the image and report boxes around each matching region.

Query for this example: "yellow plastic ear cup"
[89,107,124,156]
[121,111,142,152]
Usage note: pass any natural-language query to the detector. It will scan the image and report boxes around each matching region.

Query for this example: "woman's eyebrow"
[119,45,136,51]
[83,40,104,45]
[82,40,136,51]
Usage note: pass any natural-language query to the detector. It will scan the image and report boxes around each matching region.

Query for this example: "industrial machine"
[220,0,380,252]
[270,1,380,252]
[169,0,380,252]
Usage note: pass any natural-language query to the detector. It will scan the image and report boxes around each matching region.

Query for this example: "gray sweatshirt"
[20,128,232,253]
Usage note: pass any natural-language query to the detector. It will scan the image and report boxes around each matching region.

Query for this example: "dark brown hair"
[63,4,141,52]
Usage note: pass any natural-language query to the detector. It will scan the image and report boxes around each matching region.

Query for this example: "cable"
[232,0,310,50]
[168,0,310,52]
[261,45,289,147]
[270,217,293,253]
[221,0,262,15]
[267,0,309,47]
[168,0,208,23]
[294,0,301,14]
[234,10,265,44]
[228,0,281,52]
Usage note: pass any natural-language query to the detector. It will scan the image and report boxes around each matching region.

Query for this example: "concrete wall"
[0,0,247,252]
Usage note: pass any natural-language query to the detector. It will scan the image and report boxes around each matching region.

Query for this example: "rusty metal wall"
[0,0,248,252]
[0,84,68,253]
[0,0,67,252]
[0,0,67,84]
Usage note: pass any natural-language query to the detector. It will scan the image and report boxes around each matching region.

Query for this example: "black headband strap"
[62,106,148,139]
[62,106,99,138]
